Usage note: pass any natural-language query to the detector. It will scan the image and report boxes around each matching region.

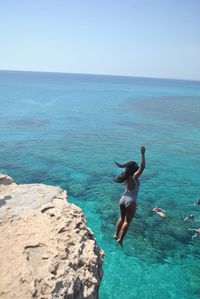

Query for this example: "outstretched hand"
[140,145,145,154]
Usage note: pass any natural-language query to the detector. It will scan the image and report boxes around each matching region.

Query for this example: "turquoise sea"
[0,70,200,299]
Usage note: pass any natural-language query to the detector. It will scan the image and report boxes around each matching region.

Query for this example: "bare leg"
[114,204,125,240]
[114,218,124,240]
[117,203,136,246]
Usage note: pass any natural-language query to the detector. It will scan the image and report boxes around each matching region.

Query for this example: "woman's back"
[124,176,138,191]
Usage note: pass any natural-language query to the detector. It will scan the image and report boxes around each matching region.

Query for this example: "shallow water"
[0,71,200,299]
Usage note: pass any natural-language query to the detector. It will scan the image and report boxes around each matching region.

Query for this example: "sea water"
[0,70,200,299]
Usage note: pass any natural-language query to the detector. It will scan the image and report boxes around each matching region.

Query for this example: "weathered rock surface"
[0,173,104,299]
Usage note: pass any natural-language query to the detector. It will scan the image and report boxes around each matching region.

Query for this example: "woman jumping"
[114,146,146,246]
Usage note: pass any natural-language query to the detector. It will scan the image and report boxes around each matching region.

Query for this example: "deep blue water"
[0,70,200,299]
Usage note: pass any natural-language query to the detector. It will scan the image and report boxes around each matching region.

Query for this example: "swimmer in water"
[152,206,166,218]
[184,214,195,222]
[188,228,200,239]
[194,199,200,206]
[114,145,146,246]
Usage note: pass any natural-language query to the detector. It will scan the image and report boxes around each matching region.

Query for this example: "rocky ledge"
[0,173,104,299]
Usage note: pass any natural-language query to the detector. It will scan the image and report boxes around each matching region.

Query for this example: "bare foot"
[114,234,119,240]
[117,238,123,247]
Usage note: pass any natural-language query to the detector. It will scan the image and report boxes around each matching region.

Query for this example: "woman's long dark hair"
[114,160,139,183]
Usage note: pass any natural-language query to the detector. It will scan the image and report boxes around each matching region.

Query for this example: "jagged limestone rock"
[0,173,104,299]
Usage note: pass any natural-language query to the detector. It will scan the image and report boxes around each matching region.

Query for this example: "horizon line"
[0,68,200,83]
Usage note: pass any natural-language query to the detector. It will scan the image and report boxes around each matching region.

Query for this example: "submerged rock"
[0,173,104,299]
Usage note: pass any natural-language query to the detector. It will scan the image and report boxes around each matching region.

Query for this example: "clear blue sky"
[1,0,200,80]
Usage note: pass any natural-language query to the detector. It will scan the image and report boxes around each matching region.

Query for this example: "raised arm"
[134,146,146,179]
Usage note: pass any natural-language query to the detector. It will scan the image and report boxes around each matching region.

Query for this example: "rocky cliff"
[0,173,104,299]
